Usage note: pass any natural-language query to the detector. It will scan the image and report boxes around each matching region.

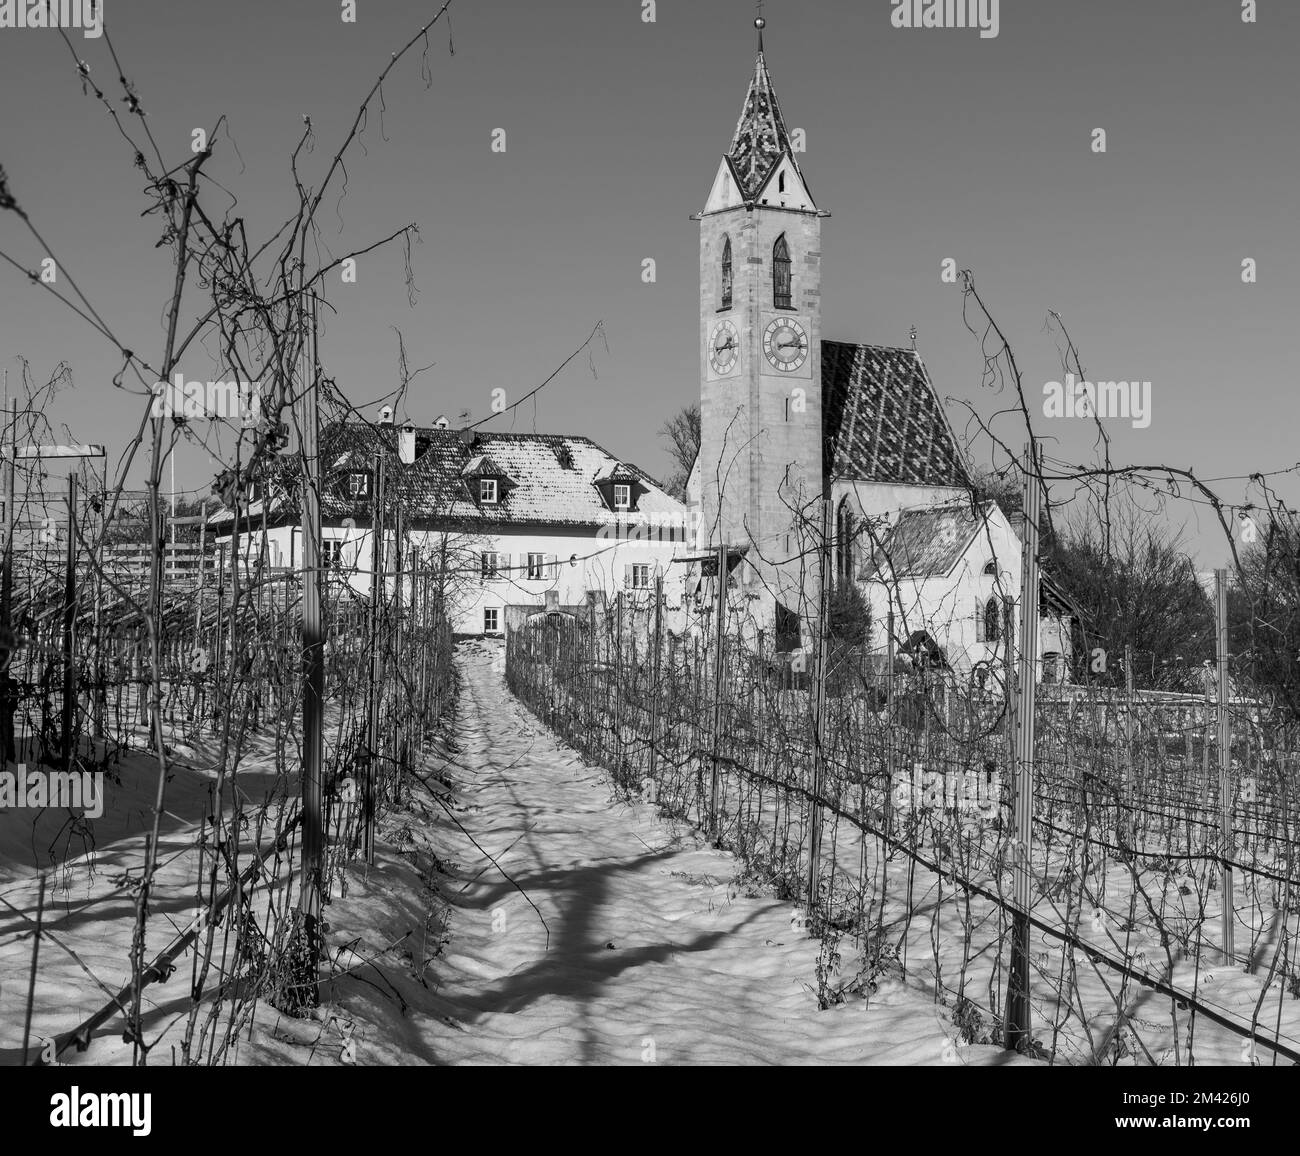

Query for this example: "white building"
[860,501,1077,684]
[207,417,692,636]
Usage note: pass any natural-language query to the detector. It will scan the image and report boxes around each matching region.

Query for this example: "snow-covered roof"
[207,424,686,531]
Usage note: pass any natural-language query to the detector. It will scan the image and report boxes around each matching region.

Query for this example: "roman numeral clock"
[709,319,739,375]
[762,316,808,372]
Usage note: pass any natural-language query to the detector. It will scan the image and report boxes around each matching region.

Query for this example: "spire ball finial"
[755,16,766,29]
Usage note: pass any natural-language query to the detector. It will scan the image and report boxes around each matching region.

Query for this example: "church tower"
[698,17,825,639]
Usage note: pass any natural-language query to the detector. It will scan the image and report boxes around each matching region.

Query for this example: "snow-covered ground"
[288,640,1036,1065]
[0,641,1037,1065]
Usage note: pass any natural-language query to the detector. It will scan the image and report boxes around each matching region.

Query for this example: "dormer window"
[462,453,513,505]
[595,467,640,513]
[346,472,370,499]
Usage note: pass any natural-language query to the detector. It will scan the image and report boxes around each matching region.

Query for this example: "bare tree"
[1229,514,1300,722]
[1048,490,1214,689]
[658,402,700,500]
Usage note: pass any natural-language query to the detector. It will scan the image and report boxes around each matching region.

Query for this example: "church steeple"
[703,20,817,216]
[727,47,793,201]
[697,12,825,630]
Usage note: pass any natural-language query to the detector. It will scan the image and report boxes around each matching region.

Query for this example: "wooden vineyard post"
[885,610,896,830]
[648,572,663,786]
[213,542,226,732]
[1216,568,1234,965]
[807,498,830,916]
[364,450,385,865]
[1,397,16,764]
[392,506,404,804]
[91,485,107,743]
[1004,441,1041,1053]
[298,292,325,991]
[709,543,728,839]
[61,473,78,770]
[615,589,624,781]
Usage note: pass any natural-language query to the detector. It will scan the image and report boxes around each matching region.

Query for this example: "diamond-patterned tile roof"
[727,52,793,200]
[822,341,972,489]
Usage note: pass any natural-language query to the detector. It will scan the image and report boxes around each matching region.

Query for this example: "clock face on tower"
[709,319,739,375]
[763,317,808,372]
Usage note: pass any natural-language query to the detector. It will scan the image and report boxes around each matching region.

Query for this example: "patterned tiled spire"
[726,49,793,201]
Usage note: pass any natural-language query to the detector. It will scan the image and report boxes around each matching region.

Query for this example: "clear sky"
[0,0,1296,563]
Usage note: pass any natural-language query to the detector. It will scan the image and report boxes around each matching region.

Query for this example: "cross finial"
[909,324,918,350]
[755,1,766,52]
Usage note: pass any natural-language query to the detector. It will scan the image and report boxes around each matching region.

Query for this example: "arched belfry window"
[773,234,792,310]
[720,236,733,311]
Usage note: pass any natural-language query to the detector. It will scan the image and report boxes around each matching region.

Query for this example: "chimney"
[377,404,394,426]
[544,589,560,614]
[433,414,451,430]
[399,422,416,465]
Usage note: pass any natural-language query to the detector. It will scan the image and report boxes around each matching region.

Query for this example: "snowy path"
[0,642,1037,1066]
[341,641,1034,1065]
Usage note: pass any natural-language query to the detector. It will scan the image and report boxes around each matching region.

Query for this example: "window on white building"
[481,551,500,580]
[322,539,343,568]
[479,478,498,504]
[613,483,631,510]
[484,607,500,633]
[527,552,545,580]
[983,597,1003,644]
[627,563,651,590]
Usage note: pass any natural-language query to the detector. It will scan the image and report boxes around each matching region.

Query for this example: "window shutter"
[547,553,557,579]
[623,564,632,588]
[975,599,984,643]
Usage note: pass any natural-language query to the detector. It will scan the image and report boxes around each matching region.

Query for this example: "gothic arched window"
[984,597,1002,644]
[720,236,733,311]
[836,497,855,585]
[773,234,792,310]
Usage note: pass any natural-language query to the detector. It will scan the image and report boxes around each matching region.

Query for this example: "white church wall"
[858,503,1073,682]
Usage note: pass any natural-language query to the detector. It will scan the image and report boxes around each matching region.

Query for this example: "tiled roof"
[822,341,972,490]
[208,425,687,530]
[727,52,793,201]
[865,504,989,580]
